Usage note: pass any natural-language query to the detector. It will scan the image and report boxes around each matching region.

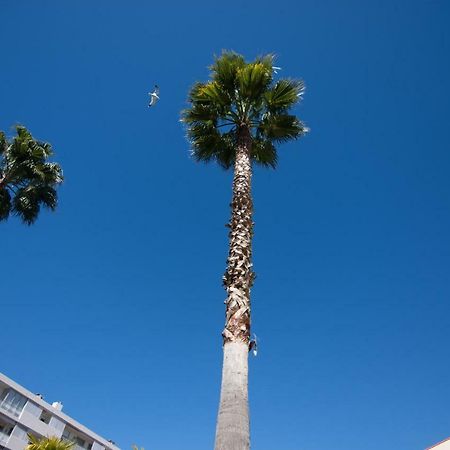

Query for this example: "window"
[39,410,52,424]
[25,401,42,418]
[12,425,29,442]
[49,417,65,432]
[0,390,27,417]
[62,428,90,450]
[0,421,13,444]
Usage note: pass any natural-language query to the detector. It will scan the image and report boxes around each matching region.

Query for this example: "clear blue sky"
[1,1,449,449]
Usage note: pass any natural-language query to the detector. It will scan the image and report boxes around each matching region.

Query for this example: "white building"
[427,439,450,450]
[0,373,119,450]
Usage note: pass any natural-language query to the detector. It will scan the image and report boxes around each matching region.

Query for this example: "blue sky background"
[1,1,449,449]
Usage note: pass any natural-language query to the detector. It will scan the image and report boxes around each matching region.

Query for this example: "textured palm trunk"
[214,126,254,450]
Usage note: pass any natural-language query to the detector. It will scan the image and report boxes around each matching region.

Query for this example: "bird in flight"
[148,85,160,107]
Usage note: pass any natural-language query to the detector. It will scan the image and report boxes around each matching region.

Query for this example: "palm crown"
[181,51,308,169]
[0,126,63,224]
[26,435,74,450]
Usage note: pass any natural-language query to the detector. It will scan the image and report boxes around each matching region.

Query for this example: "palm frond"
[258,114,308,143]
[12,186,40,225]
[210,51,245,96]
[264,79,305,112]
[181,104,219,125]
[0,132,6,156]
[188,123,236,169]
[26,435,74,450]
[236,62,272,103]
[251,139,278,169]
[35,185,58,210]
[16,126,32,141]
[0,188,11,221]
[215,131,236,169]
[187,82,205,103]
[30,140,53,159]
[181,52,307,170]
[0,126,63,224]
[41,162,63,184]
[193,81,231,108]
[254,53,275,73]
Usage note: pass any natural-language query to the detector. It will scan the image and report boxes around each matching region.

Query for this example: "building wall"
[0,373,118,450]
[428,439,450,450]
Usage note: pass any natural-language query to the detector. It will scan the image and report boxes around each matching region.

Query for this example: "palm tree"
[26,435,74,450]
[181,51,308,450]
[0,126,63,225]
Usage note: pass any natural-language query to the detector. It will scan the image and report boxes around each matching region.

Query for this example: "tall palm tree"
[0,126,63,225]
[181,51,308,450]
[26,435,74,450]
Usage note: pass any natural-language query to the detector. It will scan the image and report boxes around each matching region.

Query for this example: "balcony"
[0,430,10,444]
[62,440,91,450]
[0,390,27,418]
[0,400,24,418]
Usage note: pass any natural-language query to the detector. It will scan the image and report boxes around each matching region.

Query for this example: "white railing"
[0,401,24,417]
[63,439,89,450]
[0,430,10,444]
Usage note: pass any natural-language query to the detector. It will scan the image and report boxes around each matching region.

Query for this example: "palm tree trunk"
[214,126,254,450]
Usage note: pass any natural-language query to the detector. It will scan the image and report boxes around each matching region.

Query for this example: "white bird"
[148,85,160,107]
[249,334,258,356]
[272,66,282,74]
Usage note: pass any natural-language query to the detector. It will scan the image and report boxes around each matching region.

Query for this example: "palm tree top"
[181,51,308,169]
[26,435,74,450]
[0,125,63,225]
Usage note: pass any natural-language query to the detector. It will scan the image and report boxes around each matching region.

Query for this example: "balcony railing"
[0,430,11,444]
[63,438,91,450]
[0,401,24,417]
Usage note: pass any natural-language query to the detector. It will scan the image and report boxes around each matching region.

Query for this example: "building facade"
[0,373,119,450]
[427,439,450,450]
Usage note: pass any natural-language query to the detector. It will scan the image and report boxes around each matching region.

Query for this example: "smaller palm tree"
[0,126,63,225]
[26,435,74,450]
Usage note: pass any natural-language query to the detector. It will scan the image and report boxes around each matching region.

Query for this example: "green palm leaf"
[258,114,307,143]
[0,188,11,220]
[265,79,305,112]
[210,51,245,95]
[27,435,74,450]
[181,51,308,169]
[251,139,278,169]
[237,63,272,103]
[188,122,235,169]
[0,132,6,156]
[181,104,219,125]
[0,126,63,225]
[195,82,231,108]
[13,186,41,225]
